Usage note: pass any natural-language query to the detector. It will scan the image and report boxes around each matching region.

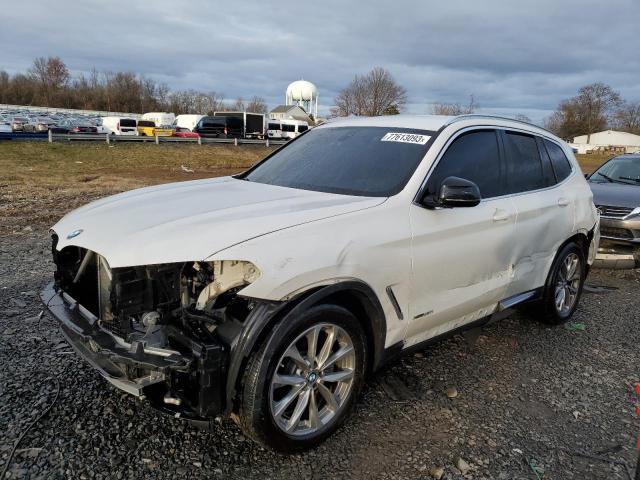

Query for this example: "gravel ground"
[1,227,639,480]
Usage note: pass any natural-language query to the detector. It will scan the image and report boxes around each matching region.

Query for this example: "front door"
[405,129,516,347]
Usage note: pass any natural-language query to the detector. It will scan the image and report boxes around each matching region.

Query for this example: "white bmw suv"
[43,115,599,450]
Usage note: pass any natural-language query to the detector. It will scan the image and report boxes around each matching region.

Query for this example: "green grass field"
[0,142,272,232]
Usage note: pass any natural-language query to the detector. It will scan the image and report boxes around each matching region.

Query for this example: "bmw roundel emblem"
[67,229,83,239]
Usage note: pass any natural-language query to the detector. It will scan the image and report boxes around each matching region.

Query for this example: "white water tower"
[285,80,318,118]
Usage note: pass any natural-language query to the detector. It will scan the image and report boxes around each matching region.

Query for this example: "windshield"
[242,126,435,196]
[590,156,640,185]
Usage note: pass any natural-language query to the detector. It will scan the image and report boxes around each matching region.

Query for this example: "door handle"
[558,197,570,207]
[493,209,510,222]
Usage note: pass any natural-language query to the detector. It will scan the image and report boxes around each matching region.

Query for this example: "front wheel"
[531,242,586,325]
[239,304,366,451]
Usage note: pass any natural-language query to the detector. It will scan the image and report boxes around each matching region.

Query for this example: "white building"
[571,130,640,154]
[269,105,312,123]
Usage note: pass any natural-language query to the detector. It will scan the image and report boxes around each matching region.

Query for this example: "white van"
[100,117,138,136]
[173,114,205,132]
[280,119,309,139]
[142,112,176,128]
[267,119,309,139]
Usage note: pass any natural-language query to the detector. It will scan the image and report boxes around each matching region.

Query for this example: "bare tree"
[245,95,267,114]
[333,67,407,116]
[232,97,246,111]
[613,101,640,134]
[28,56,70,105]
[431,95,478,115]
[546,82,621,141]
[576,83,621,142]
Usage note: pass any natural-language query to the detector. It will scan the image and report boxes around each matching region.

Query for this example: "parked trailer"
[214,111,265,139]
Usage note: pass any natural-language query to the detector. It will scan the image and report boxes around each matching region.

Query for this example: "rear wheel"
[239,304,366,451]
[530,242,586,325]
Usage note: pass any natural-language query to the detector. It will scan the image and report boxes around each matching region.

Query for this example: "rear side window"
[503,131,545,194]
[544,140,573,182]
[536,137,557,186]
[426,130,503,199]
[282,124,295,132]
[120,119,136,127]
[137,120,155,127]
[298,125,308,133]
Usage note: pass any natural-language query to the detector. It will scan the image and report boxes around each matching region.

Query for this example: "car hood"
[53,176,385,268]
[589,181,640,209]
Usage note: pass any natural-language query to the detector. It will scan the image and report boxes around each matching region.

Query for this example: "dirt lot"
[1,143,638,479]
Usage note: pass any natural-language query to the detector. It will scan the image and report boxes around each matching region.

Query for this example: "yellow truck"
[136,120,173,137]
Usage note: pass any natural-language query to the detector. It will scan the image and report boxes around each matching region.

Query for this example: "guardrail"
[0,131,287,146]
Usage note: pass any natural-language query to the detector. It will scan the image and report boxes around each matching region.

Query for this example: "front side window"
[268,123,281,130]
[425,129,503,200]
[503,131,545,194]
[544,140,573,182]
[243,126,434,196]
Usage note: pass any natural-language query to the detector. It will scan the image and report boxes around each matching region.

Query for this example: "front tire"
[531,242,586,325]
[239,304,366,451]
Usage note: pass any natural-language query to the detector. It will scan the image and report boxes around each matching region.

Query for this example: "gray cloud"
[1,0,639,123]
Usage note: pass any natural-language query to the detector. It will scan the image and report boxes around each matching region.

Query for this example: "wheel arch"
[224,280,387,414]
[545,229,593,287]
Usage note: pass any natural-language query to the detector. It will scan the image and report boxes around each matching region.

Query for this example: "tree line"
[0,56,268,114]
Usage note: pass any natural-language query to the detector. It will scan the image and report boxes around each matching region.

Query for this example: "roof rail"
[445,114,556,136]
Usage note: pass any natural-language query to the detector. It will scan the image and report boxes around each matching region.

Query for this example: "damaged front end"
[43,233,265,419]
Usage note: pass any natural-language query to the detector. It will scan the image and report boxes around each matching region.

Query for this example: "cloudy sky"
[2,0,639,123]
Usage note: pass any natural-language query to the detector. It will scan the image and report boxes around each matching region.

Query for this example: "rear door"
[501,130,574,296]
[405,128,517,346]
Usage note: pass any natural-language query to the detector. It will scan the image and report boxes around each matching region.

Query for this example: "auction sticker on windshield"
[381,132,430,145]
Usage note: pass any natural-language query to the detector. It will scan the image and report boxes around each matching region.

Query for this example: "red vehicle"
[172,128,199,138]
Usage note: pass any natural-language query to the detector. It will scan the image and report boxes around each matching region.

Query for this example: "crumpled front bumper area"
[41,281,226,418]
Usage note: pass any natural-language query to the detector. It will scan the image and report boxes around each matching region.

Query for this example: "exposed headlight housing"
[183,260,260,311]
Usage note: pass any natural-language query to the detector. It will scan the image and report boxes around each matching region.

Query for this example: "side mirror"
[423,176,481,208]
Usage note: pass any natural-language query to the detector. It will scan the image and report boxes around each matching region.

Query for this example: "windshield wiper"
[595,173,636,185]
[619,176,640,184]
[595,173,614,182]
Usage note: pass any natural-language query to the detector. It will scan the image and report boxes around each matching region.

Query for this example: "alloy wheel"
[269,323,356,436]
[554,252,582,315]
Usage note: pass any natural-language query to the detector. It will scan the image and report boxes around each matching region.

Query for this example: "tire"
[530,242,586,325]
[239,304,367,451]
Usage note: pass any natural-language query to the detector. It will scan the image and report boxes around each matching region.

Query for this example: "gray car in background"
[587,155,640,250]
